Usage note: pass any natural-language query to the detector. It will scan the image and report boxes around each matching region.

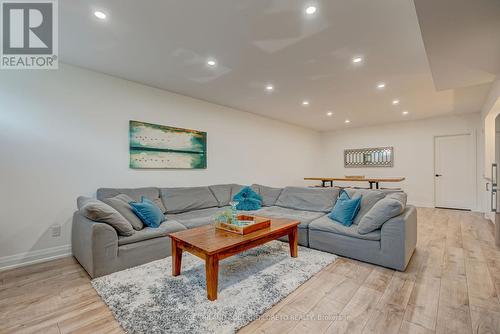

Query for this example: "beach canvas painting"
[129,121,207,169]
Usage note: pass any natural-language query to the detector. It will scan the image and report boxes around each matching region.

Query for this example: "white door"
[434,134,474,210]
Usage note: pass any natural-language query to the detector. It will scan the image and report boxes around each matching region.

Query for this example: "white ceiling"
[59,0,497,131]
[414,0,500,91]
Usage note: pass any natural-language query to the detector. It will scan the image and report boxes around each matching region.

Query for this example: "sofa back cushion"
[160,186,218,213]
[96,187,166,213]
[343,188,385,225]
[209,184,234,207]
[275,187,339,212]
[230,184,245,198]
[252,184,283,207]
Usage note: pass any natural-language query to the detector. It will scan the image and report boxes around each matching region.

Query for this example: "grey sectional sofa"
[72,184,417,278]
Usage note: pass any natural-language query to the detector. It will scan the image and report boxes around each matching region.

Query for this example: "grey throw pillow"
[102,194,144,230]
[386,192,407,206]
[79,197,135,236]
[343,189,385,225]
[358,198,404,234]
[96,187,167,214]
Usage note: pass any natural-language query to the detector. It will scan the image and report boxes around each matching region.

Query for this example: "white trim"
[409,201,435,208]
[0,244,72,272]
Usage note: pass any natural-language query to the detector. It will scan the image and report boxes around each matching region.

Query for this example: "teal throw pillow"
[328,191,362,227]
[129,197,165,228]
[233,186,262,211]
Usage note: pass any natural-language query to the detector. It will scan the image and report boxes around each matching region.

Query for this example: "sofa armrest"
[72,211,118,278]
[380,205,417,270]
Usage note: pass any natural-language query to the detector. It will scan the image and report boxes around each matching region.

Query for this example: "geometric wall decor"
[129,120,207,169]
[344,147,393,168]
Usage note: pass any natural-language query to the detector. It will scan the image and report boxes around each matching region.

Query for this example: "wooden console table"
[304,177,405,189]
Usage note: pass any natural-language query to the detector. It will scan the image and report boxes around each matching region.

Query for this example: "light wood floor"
[1,208,499,334]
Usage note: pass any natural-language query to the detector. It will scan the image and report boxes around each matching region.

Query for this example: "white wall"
[0,64,322,267]
[320,114,483,210]
[0,63,491,269]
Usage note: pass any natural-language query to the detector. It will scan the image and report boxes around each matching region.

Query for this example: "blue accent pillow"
[129,197,165,228]
[233,186,262,211]
[328,191,362,227]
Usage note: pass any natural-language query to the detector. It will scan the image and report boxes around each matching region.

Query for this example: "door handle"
[493,163,498,187]
[492,188,497,212]
[435,174,442,177]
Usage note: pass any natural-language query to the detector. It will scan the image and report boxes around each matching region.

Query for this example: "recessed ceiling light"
[402,111,409,115]
[305,6,317,15]
[94,11,107,20]
[266,85,274,91]
[345,119,351,124]
[377,82,386,89]
[352,57,363,63]
[327,111,333,116]
[302,100,310,106]
[206,59,217,67]
[392,99,400,105]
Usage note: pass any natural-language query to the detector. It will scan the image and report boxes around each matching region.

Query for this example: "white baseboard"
[410,202,484,212]
[0,244,72,272]
[408,201,434,208]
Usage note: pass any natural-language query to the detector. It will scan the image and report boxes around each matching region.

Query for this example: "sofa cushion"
[77,196,135,236]
[118,220,186,246]
[102,194,144,230]
[247,206,325,229]
[309,215,381,241]
[96,187,167,213]
[343,188,385,225]
[166,207,225,229]
[208,184,234,207]
[160,187,218,214]
[275,187,339,212]
[230,184,245,198]
[252,184,283,206]
[358,198,405,234]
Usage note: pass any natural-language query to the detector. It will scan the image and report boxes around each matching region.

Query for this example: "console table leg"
[172,239,182,276]
[288,227,298,258]
[206,255,219,301]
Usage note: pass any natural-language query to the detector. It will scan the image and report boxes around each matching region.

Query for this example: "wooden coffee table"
[169,218,300,301]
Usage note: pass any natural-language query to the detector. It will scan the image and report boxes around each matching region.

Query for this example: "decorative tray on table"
[215,215,271,235]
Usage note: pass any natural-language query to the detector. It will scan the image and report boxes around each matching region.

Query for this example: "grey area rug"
[92,240,336,334]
